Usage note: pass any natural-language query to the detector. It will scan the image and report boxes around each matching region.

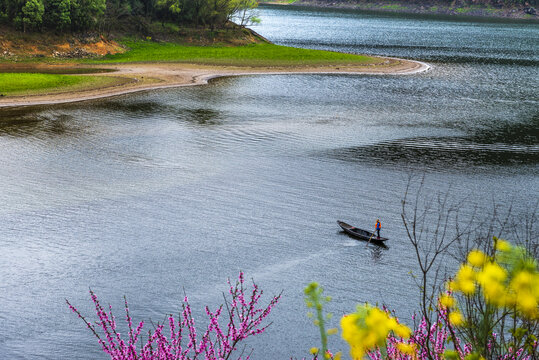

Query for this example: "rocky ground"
[0,29,126,61]
[0,22,266,61]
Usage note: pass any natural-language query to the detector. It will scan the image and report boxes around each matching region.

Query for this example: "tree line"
[315,0,536,8]
[0,0,259,33]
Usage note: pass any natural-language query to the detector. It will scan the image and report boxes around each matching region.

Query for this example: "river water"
[0,5,537,359]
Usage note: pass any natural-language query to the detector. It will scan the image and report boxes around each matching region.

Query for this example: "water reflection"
[329,136,539,171]
[177,108,222,126]
[0,113,81,138]
[325,113,539,172]
[472,115,539,145]
[91,100,172,115]
[369,245,387,262]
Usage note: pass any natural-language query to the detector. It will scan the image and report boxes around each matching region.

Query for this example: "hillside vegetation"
[0,0,260,34]
[0,22,267,60]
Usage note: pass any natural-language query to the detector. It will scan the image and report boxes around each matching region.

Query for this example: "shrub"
[67,272,281,360]
[306,239,538,360]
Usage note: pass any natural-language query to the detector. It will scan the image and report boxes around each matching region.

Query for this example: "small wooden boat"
[337,220,389,243]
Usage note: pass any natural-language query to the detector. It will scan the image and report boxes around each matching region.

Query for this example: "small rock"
[51,48,95,59]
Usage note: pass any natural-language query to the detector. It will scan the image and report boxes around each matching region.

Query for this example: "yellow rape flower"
[439,294,456,308]
[454,264,477,295]
[516,292,538,319]
[477,262,508,306]
[467,249,487,268]
[483,283,508,307]
[509,271,539,319]
[387,316,398,330]
[510,270,535,293]
[530,273,539,298]
[341,304,412,360]
[341,313,369,360]
[341,314,359,338]
[448,311,465,326]
[477,262,506,284]
[393,323,412,338]
[446,279,457,292]
[310,347,319,355]
[365,308,392,343]
[396,342,416,355]
[495,239,511,252]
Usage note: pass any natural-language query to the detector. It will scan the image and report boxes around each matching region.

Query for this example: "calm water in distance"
[0,5,538,359]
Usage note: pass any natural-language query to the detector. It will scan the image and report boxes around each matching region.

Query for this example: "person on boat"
[375,219,381,238]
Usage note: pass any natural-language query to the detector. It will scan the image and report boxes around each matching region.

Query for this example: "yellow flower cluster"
[451,264,476,295]
[444,239,539,321]
[477,262,508,307]
[439,292,465,326]
[396,342,417,355]
[509,269,539,318]
[340,304,411,359]
[448,311,465,326]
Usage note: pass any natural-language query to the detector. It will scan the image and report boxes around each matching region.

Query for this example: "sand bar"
[0,58,429,108]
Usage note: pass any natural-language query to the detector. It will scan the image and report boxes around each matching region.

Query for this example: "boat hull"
[337,220,389,243]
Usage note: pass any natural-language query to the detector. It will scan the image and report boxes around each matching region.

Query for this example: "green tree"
[102,0,132,33]
[3,0,21,26]
[229,0,259,27]
[156,0,180,15]
[21,0,45,32]
[0,1,8,24]
[70,0,106,31]
[138,0,158,17]
[177,0,207,27]
[204,0,231,29]
[46,0,72,31]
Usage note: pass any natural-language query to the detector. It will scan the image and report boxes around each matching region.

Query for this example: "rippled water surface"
[1,6,538,359]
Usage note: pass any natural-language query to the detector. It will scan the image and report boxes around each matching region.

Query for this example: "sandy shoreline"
[0,58,429,108]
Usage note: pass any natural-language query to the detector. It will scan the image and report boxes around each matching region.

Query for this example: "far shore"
[0,58,429,108]
[260,0,539,20]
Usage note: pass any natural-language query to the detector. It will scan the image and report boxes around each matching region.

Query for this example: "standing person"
[375,219,381,238]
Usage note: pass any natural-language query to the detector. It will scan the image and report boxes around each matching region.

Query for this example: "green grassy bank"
[0,73,123,96]
[0,40,383,97]
[93,41,379,66]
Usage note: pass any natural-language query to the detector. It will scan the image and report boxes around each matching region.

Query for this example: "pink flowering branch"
[67,272,281,360]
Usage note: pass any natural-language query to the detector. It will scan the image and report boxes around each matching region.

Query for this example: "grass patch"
[0,67,115,74]
[90,41,380,67]
[0,73,122,96]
